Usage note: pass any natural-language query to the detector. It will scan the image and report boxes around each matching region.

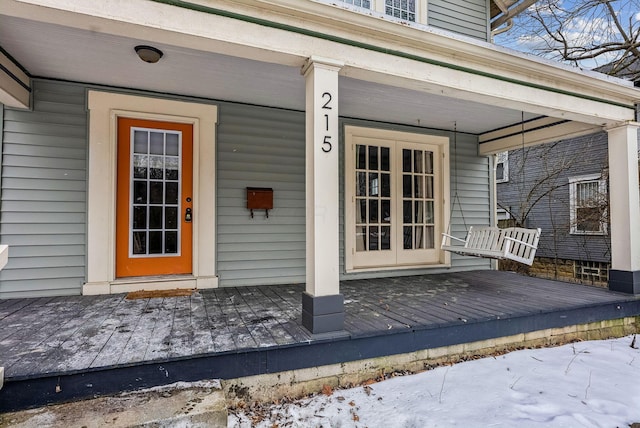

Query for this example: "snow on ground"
[229,335,640,427]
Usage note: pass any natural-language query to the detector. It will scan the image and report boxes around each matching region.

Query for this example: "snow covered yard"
[229,335,640,427]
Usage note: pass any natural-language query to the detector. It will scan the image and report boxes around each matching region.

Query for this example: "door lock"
[185,207,192,222]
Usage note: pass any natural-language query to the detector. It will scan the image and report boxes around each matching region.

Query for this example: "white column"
[606,122,640,294]
[301,56,344,333]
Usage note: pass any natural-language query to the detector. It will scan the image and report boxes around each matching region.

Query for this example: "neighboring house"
[1,0,639,335]
[496,132,616,283]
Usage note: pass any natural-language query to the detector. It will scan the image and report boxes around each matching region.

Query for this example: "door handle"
[185,207,192,222]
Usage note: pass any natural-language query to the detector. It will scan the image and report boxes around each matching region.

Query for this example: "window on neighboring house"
[340,0,371,7]
[569,174,608,235]
[385,0,416,21]
[496,151,508,183]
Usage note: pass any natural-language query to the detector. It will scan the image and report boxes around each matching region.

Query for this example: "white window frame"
[495,151,508,183]
[339,0,372,8]
[344,126,450,272]
[569,174,608,235]
[325,0,428,25]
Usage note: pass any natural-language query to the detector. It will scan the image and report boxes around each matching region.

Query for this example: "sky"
[493,0,640,72]
[229,335,640,427]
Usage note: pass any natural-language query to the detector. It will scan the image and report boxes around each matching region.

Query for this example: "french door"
[347,128,446,270]
[115,118,193,277]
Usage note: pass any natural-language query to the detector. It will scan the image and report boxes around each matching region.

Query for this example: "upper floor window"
[569,174,608,235]
[496,151,508,183]
[341,0,371,8]
[385,0,416,21]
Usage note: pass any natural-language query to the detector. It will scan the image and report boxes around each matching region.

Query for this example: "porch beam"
[606,122,640,294]
[5,0,639,126]
[302,56,344,334]
[0,49,30,109]
[478,118,602,155]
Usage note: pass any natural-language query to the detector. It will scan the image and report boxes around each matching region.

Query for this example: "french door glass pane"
[402,148,435,250]
[130,127,181,257]
[355,143,392,253]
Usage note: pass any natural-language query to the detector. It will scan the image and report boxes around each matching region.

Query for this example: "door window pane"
[414,150,423,173]
[356,226,366,251]
[149,156,164,179]
[149,181,163,204]
[403,200,412,223]
[134,181,147,204]
[381,147,390,171]
[166,134,179,156]
[133,131,148,154]
[165,182,178,204]
[403,175,412,197]
[381,173,391,197]
[356,198,366,223]
[150,132,164,154]
[148,231,163,254]
[369,146,379,170]
[133,232,146,255]
[129,127,182,257]
[369,173,379,196]
[415,226,423,249]
[356,145,366,169]
[133,155,148,179]
[369,226,379,250]
[165,207,178,229]
[166,157,179,180]
[149,206,163,229]
[403,226,412,249]
[381,226,391,250]
[356,172,367,196]
[165,231,178,254]
[369,199,379,222]
[402,149,411,172]
[133,206,146,229]
[381,199,391,223]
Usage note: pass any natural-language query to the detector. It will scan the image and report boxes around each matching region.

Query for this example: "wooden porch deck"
[1,270,639,412]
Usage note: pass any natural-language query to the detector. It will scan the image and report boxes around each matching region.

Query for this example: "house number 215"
[321,91,333,153]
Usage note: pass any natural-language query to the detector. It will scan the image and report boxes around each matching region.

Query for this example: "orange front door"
[116,118,193,278]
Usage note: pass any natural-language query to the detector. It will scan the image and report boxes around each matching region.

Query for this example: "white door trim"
[84,91,218,294]
[344,125,450,272]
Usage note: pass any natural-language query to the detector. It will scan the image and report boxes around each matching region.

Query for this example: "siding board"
[0,80,87,298]
[216,103,307,287]
[429,0,488,40]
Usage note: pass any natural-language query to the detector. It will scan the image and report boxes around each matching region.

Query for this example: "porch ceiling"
[0,14,538,135]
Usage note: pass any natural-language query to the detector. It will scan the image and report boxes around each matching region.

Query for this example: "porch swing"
[440,118,541,266]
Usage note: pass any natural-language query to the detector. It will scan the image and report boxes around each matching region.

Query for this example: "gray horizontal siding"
[497,132,612,263]
[429,0,488,40]
[216,103,306,287]
[0,79,494,296]
[0,80,87,298]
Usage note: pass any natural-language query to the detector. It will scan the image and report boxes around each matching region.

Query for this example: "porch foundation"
[609,270,640,294]
[223,316,640,407]
[301,292,345,334]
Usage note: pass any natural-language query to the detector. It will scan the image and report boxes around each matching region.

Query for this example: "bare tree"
[495,0,640,80]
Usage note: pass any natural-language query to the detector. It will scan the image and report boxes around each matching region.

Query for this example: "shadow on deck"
[1,270,639,412]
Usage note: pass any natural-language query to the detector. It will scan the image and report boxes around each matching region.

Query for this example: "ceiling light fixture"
[134,45,164,64]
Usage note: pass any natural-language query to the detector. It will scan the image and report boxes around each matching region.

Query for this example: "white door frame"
[84,91,218,294]
[344,125,450,272]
